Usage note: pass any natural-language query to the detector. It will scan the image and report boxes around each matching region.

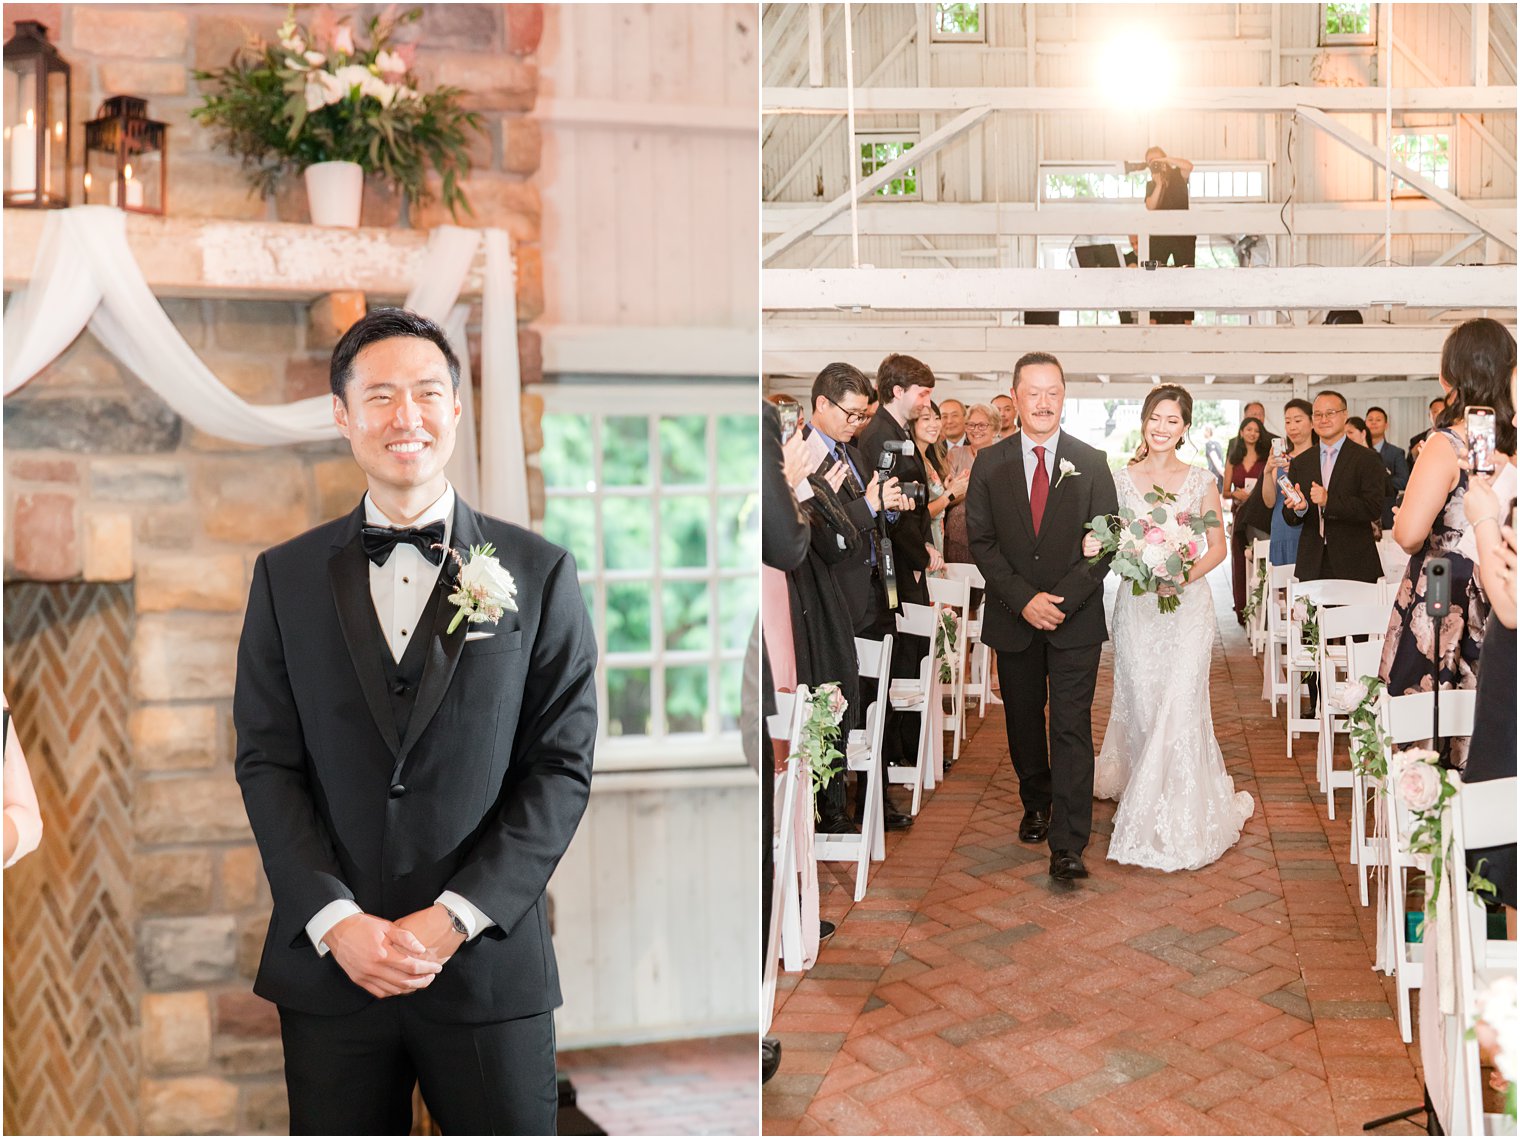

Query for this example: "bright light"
[1096,33,1175,110]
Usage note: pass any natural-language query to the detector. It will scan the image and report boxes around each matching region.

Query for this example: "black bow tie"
[361,521,447,567]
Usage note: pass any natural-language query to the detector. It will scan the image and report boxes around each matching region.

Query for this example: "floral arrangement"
[1390,746,1497,936]
[794,684,848,813]
[1292,597,1321,660]
[1473,974,1518,1119]
[1086,484,1219,614]
[1332,675,1387,782]
[935,609,960,685]
[1242,557,1268,625]
[438,543,517,633]
[193,6,483,217]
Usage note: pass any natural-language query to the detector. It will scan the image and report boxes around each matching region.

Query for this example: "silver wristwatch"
[441,904,469,937]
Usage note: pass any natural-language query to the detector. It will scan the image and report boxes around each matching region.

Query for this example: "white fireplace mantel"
[2,208,486,302]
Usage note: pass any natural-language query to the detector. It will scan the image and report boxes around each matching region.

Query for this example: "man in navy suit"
[1365,406,1409,529]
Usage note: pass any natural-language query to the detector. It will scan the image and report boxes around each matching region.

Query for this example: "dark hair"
[1346,415,1370,442]
[1431,395,1449,409]
[1243,400,1266,415]
[875,354,935,403]
[329,307,460,402]
[1366,405,1388,419]
[915,401,949,478]
[1227,416,1275,466]
[1130,384,1193,465]
[1284,398,1313,419]
[811,362,873,414]
[1012,351,1064,390]
[1316,389,1348,412]
[1438,317,1517,455]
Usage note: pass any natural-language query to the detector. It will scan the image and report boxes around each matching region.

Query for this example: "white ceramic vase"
[303,160,364,227]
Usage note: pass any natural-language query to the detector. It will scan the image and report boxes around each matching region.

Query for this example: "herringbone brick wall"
[4,583,139,1136]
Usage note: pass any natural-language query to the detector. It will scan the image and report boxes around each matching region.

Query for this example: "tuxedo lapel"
[393,497,479,773]
[328,505,402,758]
[1006,434,1037,545]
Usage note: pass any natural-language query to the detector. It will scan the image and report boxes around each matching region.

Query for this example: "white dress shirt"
[1021,432,1059,492]
[305,483,495,957]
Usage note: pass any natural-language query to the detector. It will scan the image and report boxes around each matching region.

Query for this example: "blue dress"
[1268,494,1301,567]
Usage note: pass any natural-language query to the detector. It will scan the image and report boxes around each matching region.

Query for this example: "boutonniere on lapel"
[435,543,518,633]
[1055,458,1080,489]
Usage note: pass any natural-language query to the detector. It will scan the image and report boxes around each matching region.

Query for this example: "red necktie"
[1030,445,1050,535]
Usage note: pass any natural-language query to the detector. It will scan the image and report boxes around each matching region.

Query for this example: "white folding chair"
[928,574,972,763]
[943,562,992,718]
[1285,579,1384,759]
[1448,776,1518,1136]
[762,687,808,1031]
[1263,564,1295,716]
[1381,688,1478,1044]
[813,637,892,902]
[1248,538,1272,655]
[1340,638,1389,907]
[889,602,943,816]
[1316,600,1394,820]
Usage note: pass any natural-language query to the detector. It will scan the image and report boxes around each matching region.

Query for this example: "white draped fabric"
[3,206,528,523]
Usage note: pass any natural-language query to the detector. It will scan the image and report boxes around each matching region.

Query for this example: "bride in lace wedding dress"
[1088,386,1254,871]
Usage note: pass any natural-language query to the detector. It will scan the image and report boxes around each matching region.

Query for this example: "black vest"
[377,596,433,741]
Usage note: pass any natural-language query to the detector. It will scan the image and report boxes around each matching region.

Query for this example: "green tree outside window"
[1325,2,1371,36]
[935,3,980,36]
[861,141,917,197]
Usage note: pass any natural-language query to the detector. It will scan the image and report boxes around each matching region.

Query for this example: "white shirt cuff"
[436,891,495,940]
[307,899,363,958]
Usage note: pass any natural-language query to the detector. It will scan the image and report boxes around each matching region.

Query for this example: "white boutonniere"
[436,543,518,634]
[1055,458,1080,489]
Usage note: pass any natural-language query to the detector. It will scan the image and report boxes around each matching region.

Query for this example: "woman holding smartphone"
[1380,318,1517,768]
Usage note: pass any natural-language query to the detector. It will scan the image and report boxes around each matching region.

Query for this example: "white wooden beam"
[1295,105,1518,250]
[764,85,1518,114]
[1391,32,1514,167]
[761,200,1519,238]
[762,104,993,262]
[762,266,1517,312]
[1475,3,1490,87]
[1430,233,1485,267]
[807,3,824,88]
[538,99,753,135]
[542,325,757,377]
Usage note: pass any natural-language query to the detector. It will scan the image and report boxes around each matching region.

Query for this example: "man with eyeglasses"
[1280,390,1387,584]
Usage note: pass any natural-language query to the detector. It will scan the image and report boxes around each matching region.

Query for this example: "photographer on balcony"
[1129,146,1196,324]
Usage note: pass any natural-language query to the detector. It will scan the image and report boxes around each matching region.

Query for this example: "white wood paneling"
[540,5,758,367]
[551,773,760,1046]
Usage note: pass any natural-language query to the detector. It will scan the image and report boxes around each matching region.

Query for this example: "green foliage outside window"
[861,141,917,197]
[1325,2,1372,36]
[1043,171,1147,200]
[1391,132,1450,191]
[935,3,981,36]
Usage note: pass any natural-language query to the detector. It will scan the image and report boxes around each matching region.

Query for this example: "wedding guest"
[1460,378,1517,925]
[1381,318,1517,769]
[1282,391,1388,588]
[1407,393,1450,468]
[992,394,1017,437]
[1224,416,1272,623]
[1261,398,1315,569]
[1225,400,1267,463]
[1203,425,1225,490]
[940,399,969,450]
[913,402,968,564]
[1366,405,1410,529]
[943,403,998,566]
[3,695,42,869]
[1345,416,1371,447]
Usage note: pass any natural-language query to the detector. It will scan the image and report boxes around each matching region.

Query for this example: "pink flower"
[1176,511,1191,525]
[332,24,356,56]
[1397,761,1441,812]
[1145,527,1167,545]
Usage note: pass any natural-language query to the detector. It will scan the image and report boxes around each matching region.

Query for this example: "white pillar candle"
[9,110,37,195]
[108,165,145,209]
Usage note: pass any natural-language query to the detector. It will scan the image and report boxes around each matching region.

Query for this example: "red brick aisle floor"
[763,574,1428,1136]
[558,1034,758,1135]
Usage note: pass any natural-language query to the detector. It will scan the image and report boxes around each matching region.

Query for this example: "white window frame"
[535,381,757,774]
[1320,2,1377,45]
[859,132,921,200]
[1388,125,1453,198]
[931,2,986,43]
[1039,162,1268,204]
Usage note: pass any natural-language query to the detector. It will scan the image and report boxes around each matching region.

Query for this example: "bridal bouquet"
[1086,485,1219,614]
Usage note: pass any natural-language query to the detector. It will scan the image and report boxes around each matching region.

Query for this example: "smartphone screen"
[1467,406,1497,475]
[777,400,800,444]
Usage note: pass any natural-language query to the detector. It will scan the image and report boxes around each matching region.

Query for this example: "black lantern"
[83,96,167,215]
[3,20,71,208]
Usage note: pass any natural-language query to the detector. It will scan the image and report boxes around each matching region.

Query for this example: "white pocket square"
[464,631,495,642]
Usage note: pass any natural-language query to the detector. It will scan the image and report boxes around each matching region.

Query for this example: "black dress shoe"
[1018,809,1050,844]
[884,810,914,831]
[817,813,857,835]
[819,919,836,940]
[761,1037,781,1084]
[1050,850,1089,880]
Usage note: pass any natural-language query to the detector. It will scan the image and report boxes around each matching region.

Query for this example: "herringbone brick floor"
[557,1034,757,1135]
[764,575,1428,1136]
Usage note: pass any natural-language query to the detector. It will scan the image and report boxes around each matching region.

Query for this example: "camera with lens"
[875,439,925,507]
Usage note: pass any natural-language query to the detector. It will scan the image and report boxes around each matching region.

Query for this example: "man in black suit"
[1365,406,1410,529]
[1408,394,1450,469]
[234,309,596,1135]
[1281,389,1387,583]
[855,354,938,607]
[966,353,1119,882]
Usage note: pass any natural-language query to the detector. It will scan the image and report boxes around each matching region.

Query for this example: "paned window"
[1040,164,1266,203]
[538,383,758,771]
[1390,129,1451,194]
[1322,2,1376,45]
[933,3,984,42]
[860,136,919,198]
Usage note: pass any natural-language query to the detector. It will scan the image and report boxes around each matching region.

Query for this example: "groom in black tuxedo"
[234,309,596,1134]
[966,353,1118,881]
